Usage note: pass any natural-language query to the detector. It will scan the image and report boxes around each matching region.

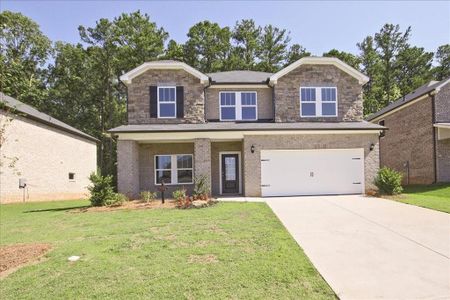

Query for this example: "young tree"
[434,44,450,80]
[285,44,310,66]
[323,49,361,69]
[231,19,261,70]
[395,46,433,96]
[0,11,51,108]
[184,21,232,72]
[257,25,291,72]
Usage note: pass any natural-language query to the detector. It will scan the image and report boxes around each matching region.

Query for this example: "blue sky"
[2,1,449,55]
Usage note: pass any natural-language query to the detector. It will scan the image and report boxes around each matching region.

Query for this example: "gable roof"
[269,57,370,86]
[0,92,98,142]
[366,77,450,121]
[208,70,272,84]
[120,60,209,85]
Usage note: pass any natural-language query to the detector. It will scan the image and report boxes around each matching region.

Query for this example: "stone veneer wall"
[242,133,379,197]
[378,96,435,184]
[434,81,450,123]
[194,139,211,194]
[127,69,206,124]
[274,65,363,122]
[205,88,273,120]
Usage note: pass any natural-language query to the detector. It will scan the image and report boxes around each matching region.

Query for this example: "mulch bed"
[0,243,52,278]
[74,200,178,213]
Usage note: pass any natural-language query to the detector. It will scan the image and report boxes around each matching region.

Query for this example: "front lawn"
[0,200,335,299]
[389,184,450,213]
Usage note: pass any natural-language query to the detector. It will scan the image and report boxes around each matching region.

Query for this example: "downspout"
[431,92,437,183]
[203,77,211,123]
[268,79,275,122]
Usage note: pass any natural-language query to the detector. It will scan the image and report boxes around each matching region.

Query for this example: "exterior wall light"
[251,145,255,153]
[369,143,375,151]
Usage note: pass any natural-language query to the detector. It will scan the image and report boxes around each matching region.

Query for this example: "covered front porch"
[117,138,244,199]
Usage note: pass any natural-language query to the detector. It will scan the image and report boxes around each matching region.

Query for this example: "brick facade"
[274,65,363,122]
[378,96,435,184]
[436,138,450,182]
[242,134,379,196]
[127,69,206,124]
[117,140,140,199]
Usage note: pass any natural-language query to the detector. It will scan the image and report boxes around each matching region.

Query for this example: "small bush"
[374,167,403,195]
[87,173,117,206]
[173,188,192,209]
[140,191,157,203]
[193,175,210,200]
[105,193,128,207]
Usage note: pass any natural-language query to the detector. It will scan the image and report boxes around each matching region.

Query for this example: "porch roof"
[109,121,385,133]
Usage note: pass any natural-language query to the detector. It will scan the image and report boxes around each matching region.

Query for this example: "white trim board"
[219,151,242,195]
[120,61,209,85]
[269,57,369,86]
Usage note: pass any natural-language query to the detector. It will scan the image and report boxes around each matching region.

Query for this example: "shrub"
[374,167,403,195]
[87,173,116,206]
[193,175,210,200]
[105,193,128,207]
[173,188,191,209]
[140,191,157,203]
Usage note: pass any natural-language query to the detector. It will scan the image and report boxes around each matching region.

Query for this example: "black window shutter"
[176,86,184,118]
[149,86,157,118]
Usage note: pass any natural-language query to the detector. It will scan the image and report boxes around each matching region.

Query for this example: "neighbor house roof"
[208,70,272,84]
[0,92,98,142]
[366,78,450,121]
[269,57,370,85]
[109,121,384,133]
[120,60,210,85]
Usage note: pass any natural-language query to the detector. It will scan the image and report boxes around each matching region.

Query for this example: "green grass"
[390,184,450,213]
[0,200,335,299]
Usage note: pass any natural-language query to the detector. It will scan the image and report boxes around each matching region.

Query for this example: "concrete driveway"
[266,195,450,300]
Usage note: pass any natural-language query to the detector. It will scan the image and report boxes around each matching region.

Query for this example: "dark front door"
[221,154,239,194]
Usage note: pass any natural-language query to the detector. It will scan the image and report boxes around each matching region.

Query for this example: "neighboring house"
[367,79,450,185]
[110,58,384,198]
[0,93,98,203]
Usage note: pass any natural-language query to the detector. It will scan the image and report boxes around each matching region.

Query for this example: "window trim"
[300,87,338,118]
[157,86,177,119]
[219,91,258,121]
[154,154,193,185]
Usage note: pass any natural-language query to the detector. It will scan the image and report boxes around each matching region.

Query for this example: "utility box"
[19,178,27,189]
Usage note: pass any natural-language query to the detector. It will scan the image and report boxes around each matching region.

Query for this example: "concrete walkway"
[266,195,450,300]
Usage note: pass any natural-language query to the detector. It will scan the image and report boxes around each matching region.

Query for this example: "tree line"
[1,10,449,179]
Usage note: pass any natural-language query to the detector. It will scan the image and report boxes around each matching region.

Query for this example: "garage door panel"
[261,149,364,197]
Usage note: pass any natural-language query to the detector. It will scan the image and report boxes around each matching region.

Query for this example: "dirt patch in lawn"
[188,254,218,264]
[0,243,52,279]
[73,200,177,213]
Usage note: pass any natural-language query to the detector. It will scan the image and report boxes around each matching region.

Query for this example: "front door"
[221,154,239,194]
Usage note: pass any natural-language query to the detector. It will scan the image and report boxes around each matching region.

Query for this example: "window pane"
[301,88,316,102]
[322,103,336,116]
[177,170,193,183]
[177,155,192,169]
[241,92,256,105]
[156,155,171,169]
[159,103,175,117]
[322,88,336,101]
[221,107,236,120]
[156,170,171,184]
[159,87,175,102]
[301,103,316,116]
[242,107,256,120]
[221,93,236,105]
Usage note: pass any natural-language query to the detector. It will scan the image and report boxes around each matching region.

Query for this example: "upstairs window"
[300,87,337,117]
[158,86,176,118]
[220,91,257,121]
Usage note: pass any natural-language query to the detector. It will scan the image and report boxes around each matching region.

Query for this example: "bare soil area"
[74,200,177,213]
[0,243,52,278]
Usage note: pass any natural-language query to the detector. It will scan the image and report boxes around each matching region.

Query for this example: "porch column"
[117,140,140,199]
[194,138,211,194]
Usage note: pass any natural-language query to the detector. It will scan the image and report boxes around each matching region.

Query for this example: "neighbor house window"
[68,172,75,181]
[155,154,193,185]
[220,91,257,121]
[300,87,337,117]
[158,86,176,118]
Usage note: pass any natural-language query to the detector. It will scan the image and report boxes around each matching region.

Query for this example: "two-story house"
[367,78,450,185]
[109,57,384,198]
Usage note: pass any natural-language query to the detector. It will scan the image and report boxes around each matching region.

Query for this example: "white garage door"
[261,149,364,197]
